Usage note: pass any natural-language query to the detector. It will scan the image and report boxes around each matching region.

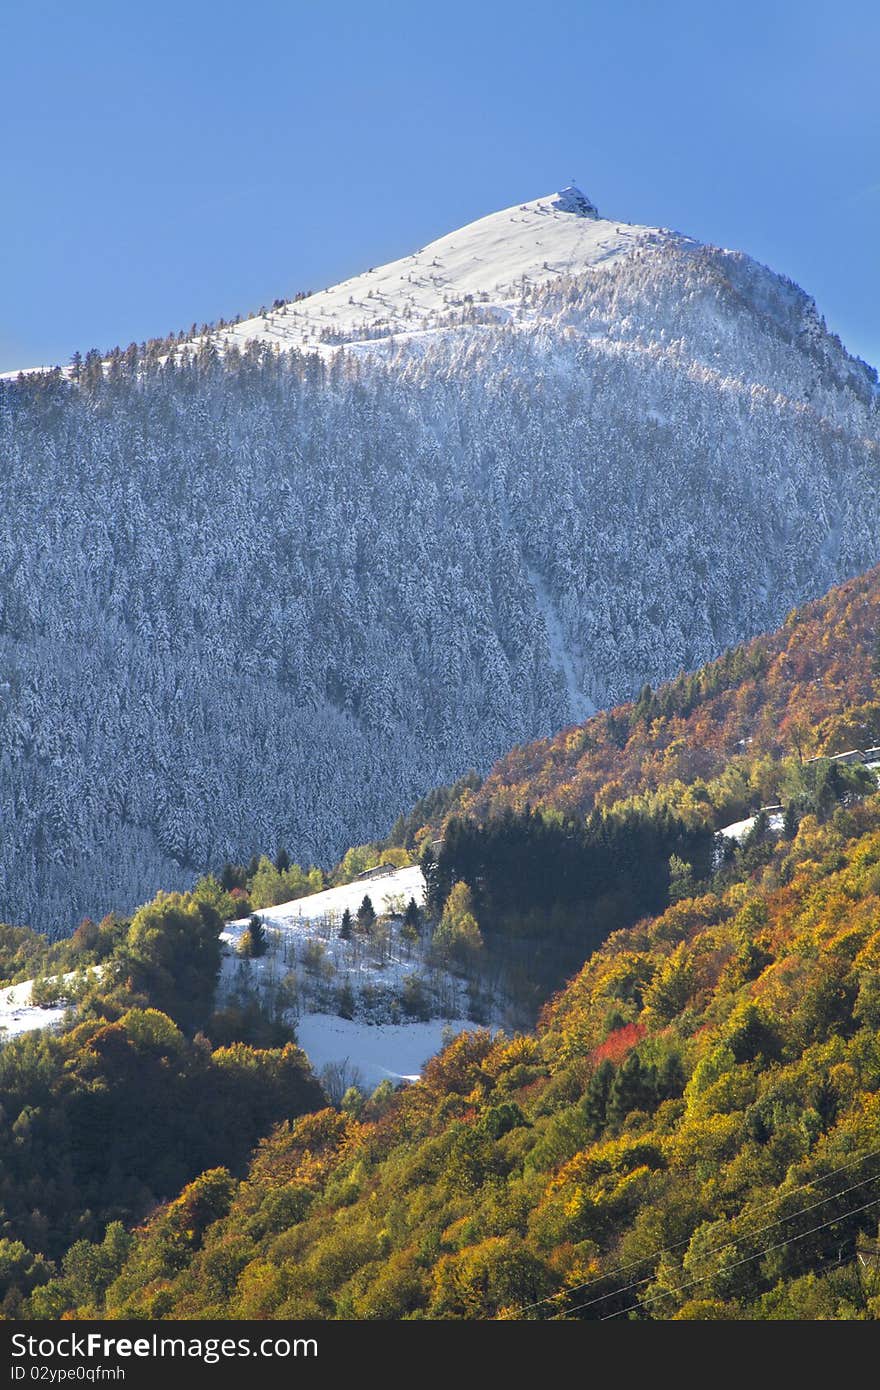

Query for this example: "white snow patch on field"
[0,975,75,1040]
[295,1012,476,1090]
[219,864,440,1004]
[717,811,784,843]
[219,864,494,1083]
[222,931,483,1086]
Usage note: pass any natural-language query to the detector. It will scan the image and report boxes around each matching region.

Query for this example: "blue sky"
[2,0,878,372]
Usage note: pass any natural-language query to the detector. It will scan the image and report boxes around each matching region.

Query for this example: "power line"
[550,1167,880,1318]
[514,1142,880,1318]
[593,1193,880,1321]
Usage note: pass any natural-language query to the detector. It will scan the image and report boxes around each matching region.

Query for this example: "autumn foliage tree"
[432,881,483,965]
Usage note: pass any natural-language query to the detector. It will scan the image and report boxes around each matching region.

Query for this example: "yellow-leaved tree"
[433,881,484,964]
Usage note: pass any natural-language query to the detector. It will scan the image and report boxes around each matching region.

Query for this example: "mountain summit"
[549,184,600,216]
[200,186,673,359]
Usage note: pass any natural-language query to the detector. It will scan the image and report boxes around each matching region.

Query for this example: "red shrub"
[590,1022,645,1066]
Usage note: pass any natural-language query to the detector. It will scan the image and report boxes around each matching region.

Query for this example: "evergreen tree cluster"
[434,806,712,937]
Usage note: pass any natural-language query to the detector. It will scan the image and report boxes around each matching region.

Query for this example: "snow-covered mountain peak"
[201,186,669,359]
[0,186,658,378]
[4,182,880,933]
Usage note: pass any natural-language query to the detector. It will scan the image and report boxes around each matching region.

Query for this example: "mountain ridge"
[194,184,677,360]
[5,184,875,403]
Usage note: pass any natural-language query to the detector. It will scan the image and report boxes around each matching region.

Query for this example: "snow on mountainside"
[0,868,482,1091]
[202,187,680,358]
[218,865,488,1089]
[218,865,481,1033]
[1,185,879,934]
[0,968,103,1039]
[295,1015,477,1092]
[222,865,426,941]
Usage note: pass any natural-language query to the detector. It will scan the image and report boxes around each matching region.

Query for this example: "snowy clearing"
[0,975,76,1040]
[295,1012,477,1091]
[222,863,425,944]
[219,863,496,1083]
[717,811,784,843]
[219,864,443,1008]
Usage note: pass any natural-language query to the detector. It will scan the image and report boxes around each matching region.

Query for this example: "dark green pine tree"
[220,862,246,892]
[402,897,422,941]
[606,1052,657,1127]
[356,895,376,934]
[783,801,800,840]
[388,813,407,847]
[244,914,267,958]
[582,1059,614,1136]
[275,847,291,873]
[339,907,353,941]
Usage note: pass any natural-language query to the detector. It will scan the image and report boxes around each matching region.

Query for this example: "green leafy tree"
[335,845,380,883]
[192,873,237,921]
[668,854,697,903]
[123,892,223,1033]
[434,881,483,965]
[60,1223,133,1308]
[341,1086,364,1118]
[0,1238,54,1312]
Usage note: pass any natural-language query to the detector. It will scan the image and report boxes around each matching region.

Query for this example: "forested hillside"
[71,777,880,1320]
[2,562,877,1320]
[424,563,880,836]
[0,893,323,1317]
[2,197,879,934]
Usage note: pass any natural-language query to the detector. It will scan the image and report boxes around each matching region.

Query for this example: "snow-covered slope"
[219,865,492,1089]
[219,866,445,1020]
[218,864,469,1026]
[295,1014,475,1092]
[205,186,678,358]
[222,864,425,943]
[716,811,785,844]
[1,186,659,380]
